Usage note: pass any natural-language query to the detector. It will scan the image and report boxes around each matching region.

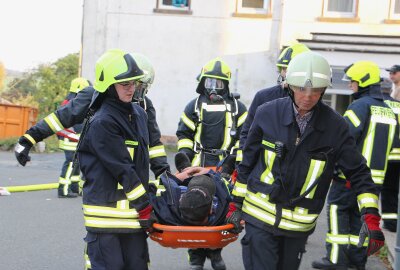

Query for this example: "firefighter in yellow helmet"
[57,77,91,198]
[238,43,310,163]
[312,61,392,269]
[176,57,248,270]
[77,49,152,270]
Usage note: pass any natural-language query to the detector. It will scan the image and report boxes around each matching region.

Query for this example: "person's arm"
[233,107,263,203]
[145,97,171,178]
[15,87,94,166]
[86,117,149,209]
[343,100,368,141]
[230,101,248,160]
[176,100,197,161]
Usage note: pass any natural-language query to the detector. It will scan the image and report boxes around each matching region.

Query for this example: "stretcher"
[149,223,239,249]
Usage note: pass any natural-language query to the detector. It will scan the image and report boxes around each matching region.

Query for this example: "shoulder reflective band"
[237,111,248,127]
[181,112,196,131]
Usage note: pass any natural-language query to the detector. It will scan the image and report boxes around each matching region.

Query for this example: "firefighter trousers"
[324,181,367,267]
[84,231,149,270]
[241,222,307,270]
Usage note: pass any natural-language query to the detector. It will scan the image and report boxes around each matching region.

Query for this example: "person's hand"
[138,204,154,230]
[358,212,385,256]
[225,202,243,234]
[14,136,33,166]
[174,166,210,180]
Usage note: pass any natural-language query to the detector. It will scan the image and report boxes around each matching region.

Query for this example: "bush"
[0,137,19,151]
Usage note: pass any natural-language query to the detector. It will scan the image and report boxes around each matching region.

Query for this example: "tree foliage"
[2,53,79,118]
[0,62,5,91]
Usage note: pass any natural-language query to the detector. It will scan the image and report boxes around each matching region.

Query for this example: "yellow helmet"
[343,61,381,88]
[69,77,91,93]
[94,49,144,93]
[276,43,310,70]
[197,58,232,82]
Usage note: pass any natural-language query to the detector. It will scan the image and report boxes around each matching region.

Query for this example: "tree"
[3,53,79,118]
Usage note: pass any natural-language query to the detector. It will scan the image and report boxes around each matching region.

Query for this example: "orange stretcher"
[149,223,239,249]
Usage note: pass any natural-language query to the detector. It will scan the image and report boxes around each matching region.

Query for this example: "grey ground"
[0,151,389,270]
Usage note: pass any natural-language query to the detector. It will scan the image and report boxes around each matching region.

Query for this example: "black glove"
[14,136,33,166]
[225,202,243,234]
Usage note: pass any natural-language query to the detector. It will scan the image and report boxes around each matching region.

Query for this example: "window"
[154,0,192,14]
[323,0,357,18]
[389,0,400,20]
[234,0,271,18]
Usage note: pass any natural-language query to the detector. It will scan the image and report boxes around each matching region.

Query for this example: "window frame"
[154,0,192,15]
[322,0,357,18]
[389,0,400,20]
[233,0,272,19]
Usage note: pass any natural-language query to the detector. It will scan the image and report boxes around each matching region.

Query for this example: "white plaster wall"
[81,0,277,135]
[80,0,400,135]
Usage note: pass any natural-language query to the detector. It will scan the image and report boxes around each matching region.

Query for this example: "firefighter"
[77,49,152,270]
[312,61,395,270]
[57,77,91,198]
[380,77,400,232]
[14,53,170,181]
[176,58,247,270]
[229,52,384,270]
[238,43,310,162]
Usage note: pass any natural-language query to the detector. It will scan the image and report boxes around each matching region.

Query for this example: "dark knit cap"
[188,175,216,196]
[179,186,212,225]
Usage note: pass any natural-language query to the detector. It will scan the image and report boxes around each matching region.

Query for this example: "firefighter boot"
[207,249,226,270]
[70,182,80,195]
[312,257,347,270]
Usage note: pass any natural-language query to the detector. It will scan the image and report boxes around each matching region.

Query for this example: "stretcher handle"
[152,223,234,232]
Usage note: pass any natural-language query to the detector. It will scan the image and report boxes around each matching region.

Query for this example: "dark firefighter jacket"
[232,97,379,237]
[22,86,169,178]
[382,93,400,162]
[149,171,230,226]
[238,84,288,161]
[58,92,84,151]
[78,98,150,233]
[338,85,397,185]
[176,94,248,167]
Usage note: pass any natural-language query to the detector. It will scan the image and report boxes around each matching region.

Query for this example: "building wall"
[81,0,400,135]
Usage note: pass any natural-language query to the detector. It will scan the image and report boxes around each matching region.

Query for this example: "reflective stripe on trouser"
[84,231,149,270]
[59,151,75,196]
[242,222,307,270]
[381,162,399,228]
[325,181,367,266]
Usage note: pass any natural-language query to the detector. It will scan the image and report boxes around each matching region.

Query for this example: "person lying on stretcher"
[147,154,242,233]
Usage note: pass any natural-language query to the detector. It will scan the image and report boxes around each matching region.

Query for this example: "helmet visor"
[132,82,149,102]
[204,78,224,90]
[289,85,325,95]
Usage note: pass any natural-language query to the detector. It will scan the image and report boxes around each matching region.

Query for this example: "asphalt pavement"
[0,150,388,270]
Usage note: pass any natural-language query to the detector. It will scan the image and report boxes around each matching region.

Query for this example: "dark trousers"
[324,181,367,267]
[188,248,223,266]
[381,162,399,231]
[241,222,307,270]
[60,150,74,178]
[84,232,149,270]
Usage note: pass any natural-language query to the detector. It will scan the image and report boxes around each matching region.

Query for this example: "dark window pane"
[242,0,265,9]
[163,0,172,5]
[395,0,400,14]
[327,0,353,12]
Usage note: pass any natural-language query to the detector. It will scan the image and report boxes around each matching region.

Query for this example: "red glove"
[138,204,153,220]
[226,202,243,234]
[358,213,385,256]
